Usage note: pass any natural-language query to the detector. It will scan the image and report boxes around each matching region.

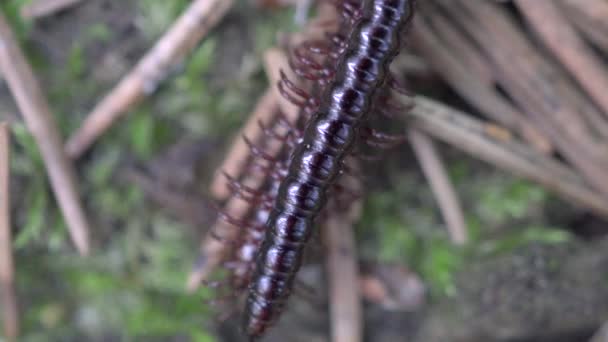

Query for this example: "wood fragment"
[65,0,233,158]
[403,96,608,219]
[20,0,83,20]
[0,123,18,341]
[516,0,608,116]
[0,13,91,255]
[408,128,467,245]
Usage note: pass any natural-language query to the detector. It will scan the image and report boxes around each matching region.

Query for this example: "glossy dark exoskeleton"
[243,0,415,339]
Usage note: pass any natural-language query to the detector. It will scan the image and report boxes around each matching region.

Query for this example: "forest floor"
[1,0,607,341]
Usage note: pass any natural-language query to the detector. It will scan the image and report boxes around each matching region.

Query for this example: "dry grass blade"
[408,128,467,245]
[0,123,18,341]
[0,13,91,255]
[65,0,233,158]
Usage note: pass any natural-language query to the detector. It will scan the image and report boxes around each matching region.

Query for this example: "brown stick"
[408,128,468,245]
[323,161,363,342]
[65,0,233,158]
[516,0,608,116]
[0,13,91,255]
[20,0,82,20]
[404,96,608,219]
[324,208,362,342]
[0,123,18,341]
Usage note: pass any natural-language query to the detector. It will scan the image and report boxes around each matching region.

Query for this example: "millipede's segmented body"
[244,0,415,338]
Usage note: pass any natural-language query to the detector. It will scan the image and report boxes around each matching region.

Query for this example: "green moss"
[84,23,113,43]
[475,178,547,224]
[1,0,33,39]
[359,162,568,298]
[136,0,191,40]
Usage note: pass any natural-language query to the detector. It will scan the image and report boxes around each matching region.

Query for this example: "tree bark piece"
[0,13,91,255]
[65,0,233,158]
[0,123,18,341]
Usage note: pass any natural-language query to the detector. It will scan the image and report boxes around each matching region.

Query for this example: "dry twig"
[403,96,608,219]
[323,163,363,342]
[516,0,608,116]
[0,13,91,255]
[431,0,608,196]
[408,128,467,245]
[65,0,233,158]
[20,0,83,20]
[411,13,551,152]
[0,123,18,341]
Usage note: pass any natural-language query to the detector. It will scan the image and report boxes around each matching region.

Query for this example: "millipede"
[243,0,416,339]
[206,110,361,306]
